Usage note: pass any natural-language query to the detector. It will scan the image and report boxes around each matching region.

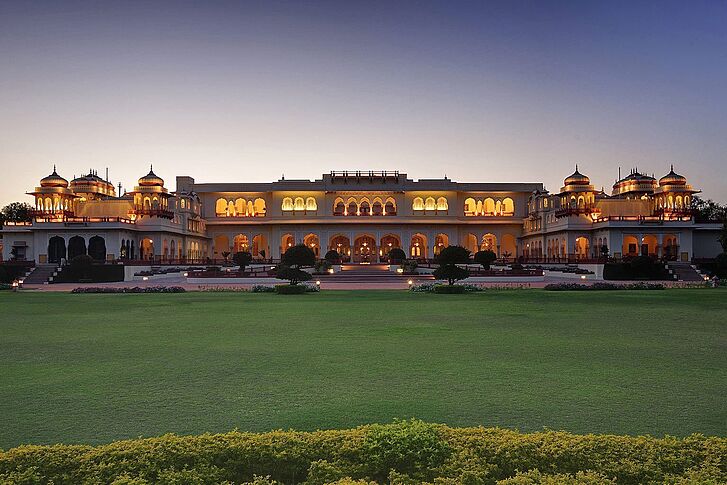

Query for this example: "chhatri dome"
[138,165,164,187]
[563,165,590,186]
[659,165,687,186]
[39,166,69,188]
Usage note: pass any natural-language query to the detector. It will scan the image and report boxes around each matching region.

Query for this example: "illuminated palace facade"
[1,167,722,265]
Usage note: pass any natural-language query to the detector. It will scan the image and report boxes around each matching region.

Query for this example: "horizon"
[2,1,726,205]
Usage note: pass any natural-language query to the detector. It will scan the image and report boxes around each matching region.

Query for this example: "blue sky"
[1,0,725,204]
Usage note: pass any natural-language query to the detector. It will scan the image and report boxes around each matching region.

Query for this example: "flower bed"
[544,282,665,291]
[70,286,186,293]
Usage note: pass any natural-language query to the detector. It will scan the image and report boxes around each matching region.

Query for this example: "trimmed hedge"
[53,264,125,283]
[544,283,665,291]
[603,260,671,281]
[70,286,186,293]
[0,420,724,484]
[275,284,309,294]
[433,285,467,294]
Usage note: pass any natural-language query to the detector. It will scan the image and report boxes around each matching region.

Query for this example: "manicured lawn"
[0,289,725,448]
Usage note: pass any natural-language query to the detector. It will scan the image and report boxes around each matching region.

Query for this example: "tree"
[233,251,252,272]
[719,223,727,253]
[436,245,470,265]
[600,245,609,258]
[281,244,316,268]
[388,247,406,263]
[275,265,312,285]
[433,264,470,285]
[692,196,727,223]
[69,254,94,281]
[473,250,497,270]
[1,202,33,226]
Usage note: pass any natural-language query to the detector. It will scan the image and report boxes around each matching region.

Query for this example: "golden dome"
[138,165,164,187]
[564,165,590,186]
[659,165,687,186]
[40,166,69,188]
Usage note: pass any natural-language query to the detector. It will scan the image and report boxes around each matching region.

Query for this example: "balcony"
[131,208,175,219]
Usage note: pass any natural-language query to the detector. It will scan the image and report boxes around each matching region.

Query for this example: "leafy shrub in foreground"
[1,420,725,484]
[70,286,186,293]
[544,283,665,291]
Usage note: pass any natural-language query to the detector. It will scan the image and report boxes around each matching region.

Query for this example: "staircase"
[320,263,434,283]
[22,264,60,285]
[666,262,704,282]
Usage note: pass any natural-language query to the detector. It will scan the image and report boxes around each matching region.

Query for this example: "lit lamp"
[328,268,334,274]
[11,280,19,292]
[407,279,413,287]
[316,280,320,286]
[396,268,404,274]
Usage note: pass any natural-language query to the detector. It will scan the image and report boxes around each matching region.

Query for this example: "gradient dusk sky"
[1,0,726,206]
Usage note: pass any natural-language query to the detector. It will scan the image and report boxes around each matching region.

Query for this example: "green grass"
[1,289,725,448]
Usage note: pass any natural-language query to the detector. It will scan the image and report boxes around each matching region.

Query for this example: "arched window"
[464,198,476,215]
[436,197,448,211]
[424,197,436,211]
[254,198,266,215]
[294,197,305,211]
[247,200,254,216]
[495,200,502,215]
[412,197,424,211]
[372,199,383,215]
[360,199,371,215]
[503,197,514,214]
[484,198,495,214]
[235,198,246,216]
[334,198,345,215]
[347,198,358,216]
[282,197,294,211]
[306,197,317,210]
[385,197,396,215]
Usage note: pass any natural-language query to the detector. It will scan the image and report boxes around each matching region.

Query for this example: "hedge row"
[1,420,724,484]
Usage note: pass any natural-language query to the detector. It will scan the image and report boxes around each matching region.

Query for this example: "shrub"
[433,284,466,294]
[233,251,253,271]
[474,250,497,270]
[251,285,276,293]
[544,283,665,291]
[388,248,406,263]
[324,250,342,263]
[275,265,312,285]
[604,260,670,280]
[400,260,418,274]
[275,284,307,294]
[1,421,724,484]
[281,244,316,268]
[314,259,333,274]
[70,286,186,293]
[436,245,471,265]
[433,264,470,285]
[69,254,94,280]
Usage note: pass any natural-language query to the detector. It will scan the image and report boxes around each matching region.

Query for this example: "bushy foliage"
[282,244,316,268]
[432,284,467,294]
[233,251,253,271]
[314,259,333,274]
[473,250,497,270]
[0,201,33,225]
[388,248,406,263]
[69,254,94,280]
[400,260,418,274]
[1,420,725,484]
[275,284,308,294]
[276,265,313,285]
[604,260,670,280]
[324,250,342,263]
[251,285,276,293]
[436,246,471,265]
[433,264,470,285]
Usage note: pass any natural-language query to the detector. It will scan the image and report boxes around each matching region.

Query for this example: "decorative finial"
[150,163,153,172]
[671,163,674,171]
[575,163,578,172]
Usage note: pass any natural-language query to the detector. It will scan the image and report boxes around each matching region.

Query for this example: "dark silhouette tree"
[473,250,497,270]
[282,244,316,268]
[233,251,253,272]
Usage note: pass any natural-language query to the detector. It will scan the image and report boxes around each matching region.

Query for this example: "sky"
[1,0,726,205]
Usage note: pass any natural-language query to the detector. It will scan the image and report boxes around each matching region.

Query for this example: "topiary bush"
[275,284,308,294]
[474,250,497,270]
[324,250,342,264]
[433,284,467,294]
[388,248,406,263]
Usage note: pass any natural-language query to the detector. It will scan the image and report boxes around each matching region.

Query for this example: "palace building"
[1,167,722,266]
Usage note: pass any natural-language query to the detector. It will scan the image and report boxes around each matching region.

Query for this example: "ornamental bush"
[474,250,497,270]
[388,248,406,263]
[275,284,308,294]
[324,250,342,263]
[432,284,466,294]
[1,420,724,484]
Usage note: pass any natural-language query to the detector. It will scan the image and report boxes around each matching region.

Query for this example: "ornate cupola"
[128,165,173,219]
[70,169,116,200]
[28,166,78,218]
[653,165,699,216]
[611,167,657,199]
[558,165,597,217]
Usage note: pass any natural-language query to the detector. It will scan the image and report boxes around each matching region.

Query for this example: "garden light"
[316,280,320,286]
[328,268,334,274]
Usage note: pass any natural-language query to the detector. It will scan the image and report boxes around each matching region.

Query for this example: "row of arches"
[35,196,72,213]
[464,197,515,216]
[215,198,266,217]
[412,197,448,212]
[655,194,691,211]
[47,235,106,263]
[282,197,317,212]
[214,234,269,259]
[333,197,397,216]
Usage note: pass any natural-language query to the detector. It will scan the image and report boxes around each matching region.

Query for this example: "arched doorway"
[140,238,154,260]
[465,234,478,254]
[329,235,351,262]
[303,233,320,257]
[433,234,449,256]
[410,234,427,259]
[501,234,517,260]
[642,235,657,257]
[353,234,376,263]
[480,234,497,255]
[622,235,639,258]
[380,234,401,260]
[233,234,249,253]
[88,236,106,261]
[574,237,589,259]
[68,236,86,259]
[213,235,229,259]
[663,234,678,260]
[252,234,268,259]
[281,234,295,255]
[48,236,66,263]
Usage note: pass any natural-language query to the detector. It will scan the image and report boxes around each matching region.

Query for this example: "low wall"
[186,277,283,285]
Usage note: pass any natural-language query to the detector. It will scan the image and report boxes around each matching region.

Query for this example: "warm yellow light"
[316,280,320,286]
[396,268,404,274]
[142,276,149,281]
[328,268,334,274]
[580,275,586,280]
[408,280,413,285]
